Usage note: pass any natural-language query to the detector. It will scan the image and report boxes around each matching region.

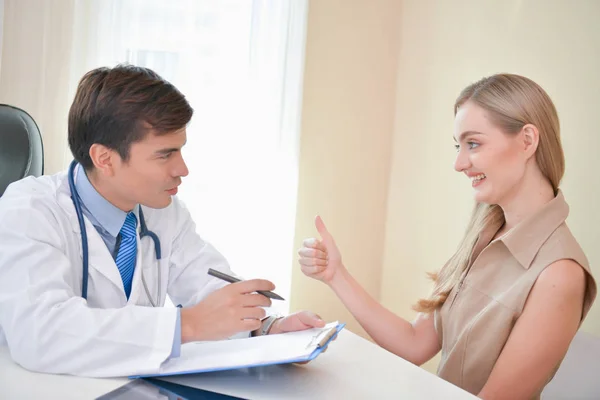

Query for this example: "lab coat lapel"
[57,175,127,299]
[127,232,144,304]
[84,220,126,295]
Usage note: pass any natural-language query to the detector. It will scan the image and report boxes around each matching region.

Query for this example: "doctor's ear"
[89,144,117,176]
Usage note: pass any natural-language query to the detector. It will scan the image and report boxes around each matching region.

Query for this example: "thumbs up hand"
[298,216,344,285]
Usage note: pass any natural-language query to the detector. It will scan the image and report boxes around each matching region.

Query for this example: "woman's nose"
[454,149,471,172]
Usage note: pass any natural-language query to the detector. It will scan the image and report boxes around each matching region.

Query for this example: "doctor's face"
[111,128,189,210]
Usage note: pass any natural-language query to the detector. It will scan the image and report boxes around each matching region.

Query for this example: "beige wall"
[382,0,600,372]
[292,0,600,373]
[0,0,4,76]
[0,0,76,175]
[289,0,402,338]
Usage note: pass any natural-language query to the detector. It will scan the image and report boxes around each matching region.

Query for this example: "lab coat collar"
[56,171,143,305]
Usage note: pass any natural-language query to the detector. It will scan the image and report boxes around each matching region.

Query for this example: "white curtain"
[0,0,308,312]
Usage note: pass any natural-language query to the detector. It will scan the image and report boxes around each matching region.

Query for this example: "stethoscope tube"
[68,160,90,299]
[67,160,161,305]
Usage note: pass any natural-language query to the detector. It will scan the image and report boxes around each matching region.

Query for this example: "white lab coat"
[0,171,236,377]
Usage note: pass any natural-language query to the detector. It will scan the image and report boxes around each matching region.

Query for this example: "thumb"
[298,311,326,328]
[315,215,333,241]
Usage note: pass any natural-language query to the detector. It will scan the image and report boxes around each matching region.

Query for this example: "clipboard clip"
[305,326,338,349]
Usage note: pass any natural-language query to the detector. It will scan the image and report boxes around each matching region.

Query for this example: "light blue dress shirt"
[75,164,181,357]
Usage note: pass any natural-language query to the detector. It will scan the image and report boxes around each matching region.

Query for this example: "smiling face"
[453,101,530,205]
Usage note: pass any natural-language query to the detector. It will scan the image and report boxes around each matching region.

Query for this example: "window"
[74,0,308,312]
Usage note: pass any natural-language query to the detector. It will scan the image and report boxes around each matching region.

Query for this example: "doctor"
[0,64,324,378]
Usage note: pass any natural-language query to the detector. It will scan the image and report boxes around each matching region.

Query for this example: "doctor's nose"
[173,155,189,178]
[178,160,189,178]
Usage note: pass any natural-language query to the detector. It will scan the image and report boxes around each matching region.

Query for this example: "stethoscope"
[68,160,162,306]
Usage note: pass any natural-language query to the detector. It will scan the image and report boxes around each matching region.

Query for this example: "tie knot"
[120,212,137,238]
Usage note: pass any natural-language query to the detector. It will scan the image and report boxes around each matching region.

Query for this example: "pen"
[207,268,285,301]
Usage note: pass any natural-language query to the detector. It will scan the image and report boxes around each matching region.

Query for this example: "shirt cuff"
[170,308,182,358]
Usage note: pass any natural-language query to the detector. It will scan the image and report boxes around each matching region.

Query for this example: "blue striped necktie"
[116,212,137,299]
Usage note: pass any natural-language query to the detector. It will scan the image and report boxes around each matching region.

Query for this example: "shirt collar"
[74,164,127,237]
[482,189,570,269]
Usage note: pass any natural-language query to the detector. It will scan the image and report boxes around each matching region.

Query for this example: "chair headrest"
[0,104,44,196]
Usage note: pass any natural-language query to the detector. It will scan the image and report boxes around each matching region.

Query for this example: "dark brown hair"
[68,64,193,170]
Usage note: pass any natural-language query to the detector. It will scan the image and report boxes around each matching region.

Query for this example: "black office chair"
[0,104,44,196]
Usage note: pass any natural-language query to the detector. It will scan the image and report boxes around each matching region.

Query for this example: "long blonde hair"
[414,74,565,313]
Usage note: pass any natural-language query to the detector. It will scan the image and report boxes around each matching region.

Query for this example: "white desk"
[0,330,477,399]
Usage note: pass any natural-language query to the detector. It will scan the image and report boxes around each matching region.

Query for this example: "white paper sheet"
[150,321,340,377]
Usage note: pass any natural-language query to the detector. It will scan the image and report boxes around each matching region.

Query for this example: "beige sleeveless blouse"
[434,190,597,399]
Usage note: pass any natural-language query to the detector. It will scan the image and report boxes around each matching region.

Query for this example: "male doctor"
[0,65,324,377]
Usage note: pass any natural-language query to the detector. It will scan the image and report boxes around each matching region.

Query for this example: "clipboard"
[130,321,345,379]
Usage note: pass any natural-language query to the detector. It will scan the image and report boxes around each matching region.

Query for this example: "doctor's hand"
[298,216,344,286]
[180,279,274,343]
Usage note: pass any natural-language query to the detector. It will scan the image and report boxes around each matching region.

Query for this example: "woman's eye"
[467,142,480,149]
[454,144,460,152]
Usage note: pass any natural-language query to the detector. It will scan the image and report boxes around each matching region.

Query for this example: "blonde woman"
[298,74,597,399]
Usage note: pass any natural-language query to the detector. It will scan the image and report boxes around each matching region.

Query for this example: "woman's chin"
[473,187,494,204]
